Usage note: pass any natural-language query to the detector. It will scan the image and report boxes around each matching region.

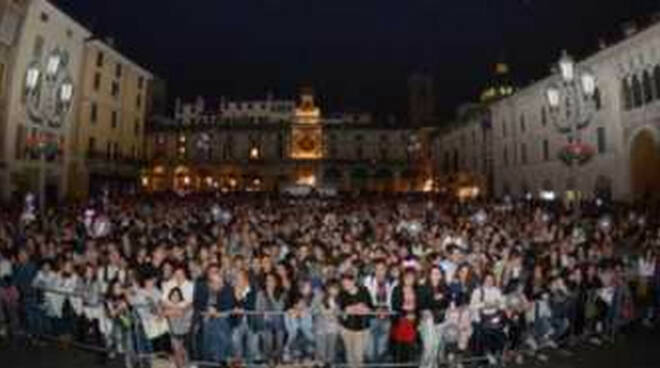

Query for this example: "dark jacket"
[193,282,235,316]
[419,283,450,324]
[230,285,259,330]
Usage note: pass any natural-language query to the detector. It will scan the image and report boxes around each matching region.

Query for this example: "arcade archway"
[630,129,660,199]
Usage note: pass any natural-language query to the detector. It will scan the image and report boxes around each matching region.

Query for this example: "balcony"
[86,151,146,174]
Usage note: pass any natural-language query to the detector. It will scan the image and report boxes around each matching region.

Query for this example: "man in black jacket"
[338,271,373,368]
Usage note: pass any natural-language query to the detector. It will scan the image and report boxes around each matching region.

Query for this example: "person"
[165,287,194,368]
[231,269,259,361]
[161,263,195,366]
[363,259,395,363]
[470,273,506,366]
[193,270,234,363]
[338,271,373,368]
[391,267,421,365]
[76,264,106,354]
[315,279,341,364]
[419,266,450,368]
[283,278,318,362]
[638,248,656,326]
[256,272,286,363]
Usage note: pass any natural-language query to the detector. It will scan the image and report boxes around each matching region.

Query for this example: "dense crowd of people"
[0,192,658,368]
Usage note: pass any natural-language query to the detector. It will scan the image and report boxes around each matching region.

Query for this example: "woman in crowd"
[419,265,450,368]
[315,279,341,364]
[391,267,421,364]
[283,277,318,362]
[231,269,259,361]
[470,273,506,366]
[256,272,286,363]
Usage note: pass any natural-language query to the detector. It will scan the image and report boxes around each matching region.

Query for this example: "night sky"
[57,0,659,119]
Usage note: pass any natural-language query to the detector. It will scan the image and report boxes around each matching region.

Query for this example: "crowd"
[0,192,658,368]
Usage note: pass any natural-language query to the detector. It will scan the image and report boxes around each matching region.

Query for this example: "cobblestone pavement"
[1,327,659,368]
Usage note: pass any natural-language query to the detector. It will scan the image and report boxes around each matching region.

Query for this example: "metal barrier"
[1,283,641,368]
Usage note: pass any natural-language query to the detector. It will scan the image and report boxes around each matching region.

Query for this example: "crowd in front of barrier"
[0,193,659,368]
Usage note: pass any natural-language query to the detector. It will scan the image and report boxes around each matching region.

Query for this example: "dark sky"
[57,0,659,119]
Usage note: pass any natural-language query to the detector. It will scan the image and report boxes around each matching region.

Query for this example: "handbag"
[391,317,417,343]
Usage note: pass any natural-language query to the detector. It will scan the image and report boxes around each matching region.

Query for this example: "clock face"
[297,135,317,152]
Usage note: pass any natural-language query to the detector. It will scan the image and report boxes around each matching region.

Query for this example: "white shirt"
[161,278,194,304]
[639,258,656,278]
[0,258,11,278]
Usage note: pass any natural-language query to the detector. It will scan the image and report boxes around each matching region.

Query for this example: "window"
[542,139,549,161]
[115,63,122,78]
[66,28,73,38]
[93,72,101,91]
[520,114,526,133]
[111,110,118,128]
[594,87,602,110]
[632,75,643,108]
[96,51,104,67]
[111,81,119,98]
[502,120,507,137]
[40,12,49,22]
[643,71,654,104]
[541,106,547,126]
[134,119,140,135]
[521,143,528,164]
[136,94,142,108]
[88,137,96,155]
[503,146,509,167]
[654,65,660,101]
[90,102,98,123]
[138,76,144,90]
[622,79,632,110]
[113,142,119,160]
[472,130,477,144]
[597,127,606,154]
[106,141,111,160]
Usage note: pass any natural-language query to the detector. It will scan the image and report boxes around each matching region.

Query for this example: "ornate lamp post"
[23,48,75,213]
[545,51,598,215]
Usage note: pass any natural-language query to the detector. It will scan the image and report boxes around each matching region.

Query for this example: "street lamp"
[545,50,598,215]
[23,48,75,215]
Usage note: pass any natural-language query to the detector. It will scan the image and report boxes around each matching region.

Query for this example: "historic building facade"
[145,90,433,193]
[0,0,91,203]
[69,38,153,199]
[438,20,660,202]
[0,0,29,200]
[0,0,154,203]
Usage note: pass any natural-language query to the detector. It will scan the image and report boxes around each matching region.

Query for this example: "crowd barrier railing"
[1,282,645,368]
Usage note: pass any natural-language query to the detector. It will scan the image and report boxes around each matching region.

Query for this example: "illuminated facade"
[68,39,153,199]
[0,0,91,202]
[145,89,433,193]
[437,20,660,202]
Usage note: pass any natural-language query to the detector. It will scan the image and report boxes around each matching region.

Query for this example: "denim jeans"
[232,319,260,361]
[25,303,49,337]
[202,317,232,362]
[261,321,285,361]
[419,318,444,368]
[367,317,391,362]
[315,331,339,363]
[284,313,314,359]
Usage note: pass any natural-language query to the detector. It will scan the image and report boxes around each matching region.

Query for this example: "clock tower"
[290,87,323,160]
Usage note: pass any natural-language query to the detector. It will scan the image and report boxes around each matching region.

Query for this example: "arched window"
[643,70,654,104]
[541,106,547,126]
[622,79,632,110]
[631,75,643,108]
[593,87,602,110]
